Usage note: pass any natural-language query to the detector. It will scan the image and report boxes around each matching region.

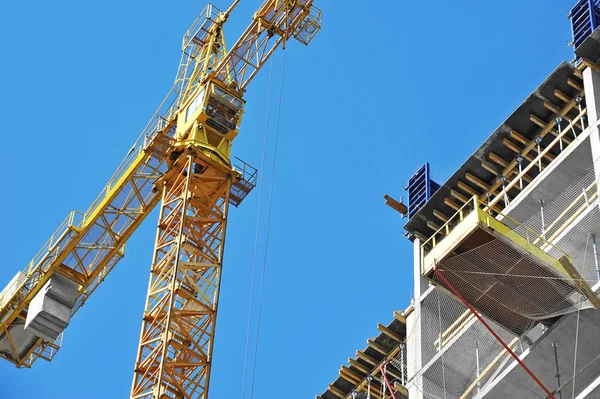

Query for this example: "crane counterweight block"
[24,274,79,343]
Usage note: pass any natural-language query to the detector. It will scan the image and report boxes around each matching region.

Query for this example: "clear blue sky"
[0,1,575,398]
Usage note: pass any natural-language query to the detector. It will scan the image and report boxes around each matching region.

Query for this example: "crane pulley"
[0,1,321,398]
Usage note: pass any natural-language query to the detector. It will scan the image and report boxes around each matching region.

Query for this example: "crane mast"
[0,1,321,398]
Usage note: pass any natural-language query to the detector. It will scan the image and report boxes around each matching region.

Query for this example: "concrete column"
[413,237,429,299]
[583,67,600,183]
[406,238,428,399]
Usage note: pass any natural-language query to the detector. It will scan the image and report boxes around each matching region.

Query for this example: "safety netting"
[405,164,600,399]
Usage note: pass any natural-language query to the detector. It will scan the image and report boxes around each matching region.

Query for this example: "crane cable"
[240,54,274,399]
[249,47,287,399]
[240,47,287,399]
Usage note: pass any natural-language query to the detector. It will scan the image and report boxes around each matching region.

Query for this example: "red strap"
[379,362,398,399]
[433,261,556,399]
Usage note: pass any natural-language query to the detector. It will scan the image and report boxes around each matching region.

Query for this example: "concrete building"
[318,2,600,399]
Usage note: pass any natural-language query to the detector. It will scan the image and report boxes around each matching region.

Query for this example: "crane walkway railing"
[84,85,178,219]
[0,210,83,306]
[0,85,179,368]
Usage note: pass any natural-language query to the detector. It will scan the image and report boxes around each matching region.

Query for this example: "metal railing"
[422,106,592,256]
[486,107,588,213]
[534,180,598,248]
[83,85,178,221]
[0,84,180,325]
[0,210,83,319]
[422,197,475,250]
[182,4,221,50]
[390,343,407,387]
[294,3,323,45]
[233,156,258,186]
[230,157,258,207]
[421,196,570,262]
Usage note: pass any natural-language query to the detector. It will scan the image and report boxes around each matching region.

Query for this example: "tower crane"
[0,1,321,398]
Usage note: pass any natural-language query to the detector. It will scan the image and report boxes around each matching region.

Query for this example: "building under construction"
[318,1,600,398]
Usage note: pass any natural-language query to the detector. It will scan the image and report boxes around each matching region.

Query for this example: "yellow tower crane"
[0,1,321,398]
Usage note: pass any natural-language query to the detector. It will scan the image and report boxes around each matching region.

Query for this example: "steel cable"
[240,55,274,399]
[249,47,287,399]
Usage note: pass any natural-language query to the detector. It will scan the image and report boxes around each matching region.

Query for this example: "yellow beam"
[568,77,583,91]
[356,351,379,366]
[489,152,508,168]
[482,160,501,176]
[339,368,361,385]
[393,310,407,324]
[384,366,403,382]
[427,221,442,232]
[488,153,533,183]
[433,209,450,223]
[541,190,598,246]
[413,231,429,243]
[384,194,408,215]
[367,339,389,356]
[377,324,403,343]
[341,365,364,382]
[444,198,461,211]
[530,113,547,128]
[466,173,490,192]
[581,58,600,75]
[457,181,480,197]
[558,256,600,309]
[542,102,583,130]
[503,138,548,167]
[530,114,572,143]
[483,91,585,207]
[544,100,561,114]
[394,382,409,397]
[328,384,346,399]
[511,131,555,161]
[486,107,587,211]
[554,89,571,103]
[358,386,383,399]
[450,189,469,204]
[349,358,371,374]
[460,337,519,399]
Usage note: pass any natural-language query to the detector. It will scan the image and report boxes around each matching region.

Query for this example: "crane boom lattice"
[131,152,231,399]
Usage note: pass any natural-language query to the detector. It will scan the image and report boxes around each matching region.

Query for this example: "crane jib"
[0,127,173,367]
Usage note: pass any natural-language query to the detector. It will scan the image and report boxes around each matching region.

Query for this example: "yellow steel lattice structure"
[0,121,174,367]
[0,1,321,398]
[131,153,232,399]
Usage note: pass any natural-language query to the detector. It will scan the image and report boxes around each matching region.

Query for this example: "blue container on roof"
[570,0,600,50]
[407,163,440,219]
